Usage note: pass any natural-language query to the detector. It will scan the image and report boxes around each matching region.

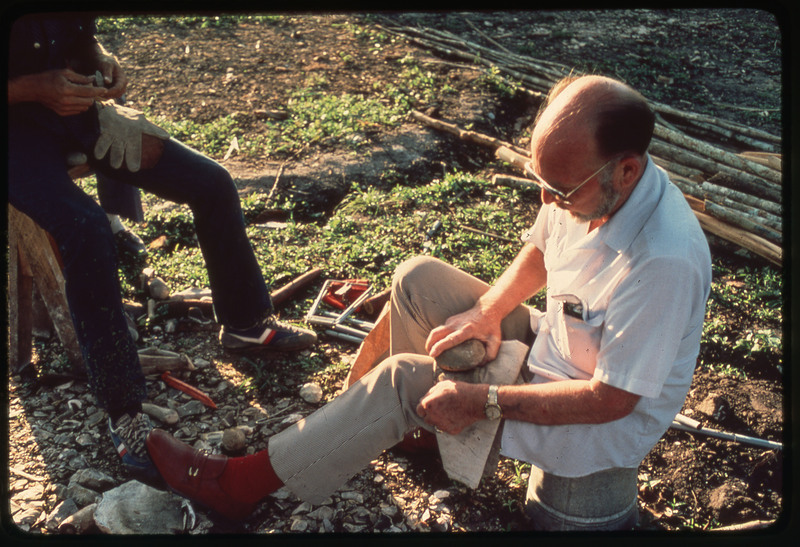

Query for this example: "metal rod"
[670,415,782,450]
[333,286,373,325]
[305,279,335,322]
[318,310,376,330]
[323,330,364,344]
[307,313,368,335]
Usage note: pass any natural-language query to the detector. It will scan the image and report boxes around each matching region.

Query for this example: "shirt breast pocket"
[553,294,604,373]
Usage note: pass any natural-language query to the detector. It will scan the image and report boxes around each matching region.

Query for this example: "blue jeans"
[8,104,272,414]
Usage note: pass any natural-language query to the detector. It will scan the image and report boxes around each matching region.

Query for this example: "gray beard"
[571,172,620,223]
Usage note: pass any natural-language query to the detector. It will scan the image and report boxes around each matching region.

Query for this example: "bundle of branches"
[378,19,783,266]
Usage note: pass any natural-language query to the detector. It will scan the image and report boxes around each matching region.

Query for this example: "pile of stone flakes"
[7,360,475,535]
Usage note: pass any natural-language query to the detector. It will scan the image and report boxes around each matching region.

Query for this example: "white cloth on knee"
[435,339,529,488]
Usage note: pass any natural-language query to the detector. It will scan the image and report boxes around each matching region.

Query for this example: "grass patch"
[97,14,285,33]
[699,259,783,377]
[121,170,544,314]
[81,161,782,385]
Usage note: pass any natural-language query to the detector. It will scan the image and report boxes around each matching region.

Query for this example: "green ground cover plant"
[81,159,782,385]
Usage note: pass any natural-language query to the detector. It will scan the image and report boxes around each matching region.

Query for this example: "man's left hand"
[93,43,127,99]
[416,380,485,435]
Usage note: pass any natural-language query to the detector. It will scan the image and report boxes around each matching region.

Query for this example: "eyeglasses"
[523,157,617,203]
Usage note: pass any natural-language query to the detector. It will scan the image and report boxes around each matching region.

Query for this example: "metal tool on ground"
[306,279,376,343]
[670,413,781,450]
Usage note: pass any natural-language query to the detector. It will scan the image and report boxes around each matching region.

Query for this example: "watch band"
[485,384,503,420]
[488,384,499,405]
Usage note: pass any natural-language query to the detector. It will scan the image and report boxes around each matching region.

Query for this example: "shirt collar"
[596,155,664,253]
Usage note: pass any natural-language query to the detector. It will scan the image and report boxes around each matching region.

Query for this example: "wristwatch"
[484,385,503,420]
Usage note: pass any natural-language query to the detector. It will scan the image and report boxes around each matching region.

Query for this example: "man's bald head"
[531,75,655,162]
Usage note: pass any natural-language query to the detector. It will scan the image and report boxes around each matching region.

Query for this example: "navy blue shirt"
[8,13,98,79]
[8,14,102,151]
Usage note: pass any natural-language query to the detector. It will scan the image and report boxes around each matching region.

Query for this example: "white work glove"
[94,100,169,172]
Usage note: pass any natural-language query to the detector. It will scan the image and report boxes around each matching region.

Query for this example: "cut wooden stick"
[495,145,529,169]
[410,110,529,157]
[693,210,782,266]
[153,267,323,320]
[698,179,782,216]
[383,19,781,157]
[703,201,781,244]
[708,195,782,233]
[270,267,323,306]
[361,287,391,317]
[649,140,781,203]
[653,124,781,185]
[739,151,782,171]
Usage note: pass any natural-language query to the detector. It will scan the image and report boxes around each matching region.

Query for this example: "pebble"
[290,517,309,532]
[94,480,186,534]
[61,483,101,507]
[222,427,247,452]
[340,491,364,503]
[176,400,206,417]
[299,382,323,404]
[44,499,78,532]
[307,506,335,521]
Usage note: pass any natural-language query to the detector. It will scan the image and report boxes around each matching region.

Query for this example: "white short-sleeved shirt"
[500,156,712,477]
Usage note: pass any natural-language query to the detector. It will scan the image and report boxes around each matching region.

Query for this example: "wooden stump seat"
[7,204,83,374]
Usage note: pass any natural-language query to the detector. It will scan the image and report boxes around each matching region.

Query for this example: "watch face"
[485,405,502,420]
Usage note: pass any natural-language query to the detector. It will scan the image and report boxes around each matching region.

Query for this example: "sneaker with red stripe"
[108,412,160,484]
[219,315,317,352]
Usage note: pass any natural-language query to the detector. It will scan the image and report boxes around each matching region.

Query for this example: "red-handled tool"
[161,371,217,409]
[322,279,370,310]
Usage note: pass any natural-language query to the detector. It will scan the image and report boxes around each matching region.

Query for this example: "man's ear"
[617,155,645,190]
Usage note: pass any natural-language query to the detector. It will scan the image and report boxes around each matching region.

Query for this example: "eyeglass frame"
[523,156,618,203]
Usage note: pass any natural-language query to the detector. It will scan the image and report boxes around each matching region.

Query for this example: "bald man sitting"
[145,75,712,531]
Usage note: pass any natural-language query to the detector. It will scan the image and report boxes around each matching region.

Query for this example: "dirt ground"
[6,9,787,536]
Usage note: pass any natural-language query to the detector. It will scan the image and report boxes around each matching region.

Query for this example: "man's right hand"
[425,305,504,364]
[8,68,108,116]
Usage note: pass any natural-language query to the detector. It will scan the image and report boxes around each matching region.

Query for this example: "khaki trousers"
[268,256,638,530]
[269,256,531,504]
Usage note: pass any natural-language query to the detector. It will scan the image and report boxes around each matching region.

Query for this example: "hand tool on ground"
[321,279,370,310]
[305,279,375,343]
[670,413,781,450]
[161,371,216,409]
